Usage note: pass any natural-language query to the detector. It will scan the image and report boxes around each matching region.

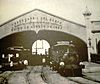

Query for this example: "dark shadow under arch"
[0,30,88,61]
[0,30,36,49]
[98,40,100,54]
[38,30,88,61]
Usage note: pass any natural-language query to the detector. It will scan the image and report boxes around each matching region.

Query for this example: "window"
[32,40,50,55]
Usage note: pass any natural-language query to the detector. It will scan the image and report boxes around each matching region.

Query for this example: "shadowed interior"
[0,30,88,65]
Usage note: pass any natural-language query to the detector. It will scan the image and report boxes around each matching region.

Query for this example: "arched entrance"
[32,40,50,55]
[0,30,88,62]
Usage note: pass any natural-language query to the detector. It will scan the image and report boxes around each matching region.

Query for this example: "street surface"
[0,62,100,84]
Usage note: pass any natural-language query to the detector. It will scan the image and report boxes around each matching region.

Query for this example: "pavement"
[81,61,100,83]
[0,62,100,84]
[82,61,100,73]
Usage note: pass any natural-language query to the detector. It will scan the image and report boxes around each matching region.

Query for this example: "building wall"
[0,9,86,43]
[91,21,100,54]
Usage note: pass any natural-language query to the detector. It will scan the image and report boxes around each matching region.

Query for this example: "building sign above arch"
[0,9,86,42]
[11,16,63,33]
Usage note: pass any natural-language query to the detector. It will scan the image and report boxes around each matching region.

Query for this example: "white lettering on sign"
[11,17,63,32]
[57,41,70,45]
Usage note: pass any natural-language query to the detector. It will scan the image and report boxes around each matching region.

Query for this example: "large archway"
[0,30,88,61]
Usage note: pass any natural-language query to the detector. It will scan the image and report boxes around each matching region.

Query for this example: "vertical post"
[83,7,92,62]
[96,38,98,54]
[36,40,37,55]
[42,40,43,49]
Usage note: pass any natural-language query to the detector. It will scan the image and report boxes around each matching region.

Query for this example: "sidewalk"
[82,61,100,73]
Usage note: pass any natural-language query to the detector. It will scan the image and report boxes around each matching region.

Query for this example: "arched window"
[32,40,50,55]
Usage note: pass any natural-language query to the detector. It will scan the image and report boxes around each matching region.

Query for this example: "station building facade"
[0,9,99,62]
